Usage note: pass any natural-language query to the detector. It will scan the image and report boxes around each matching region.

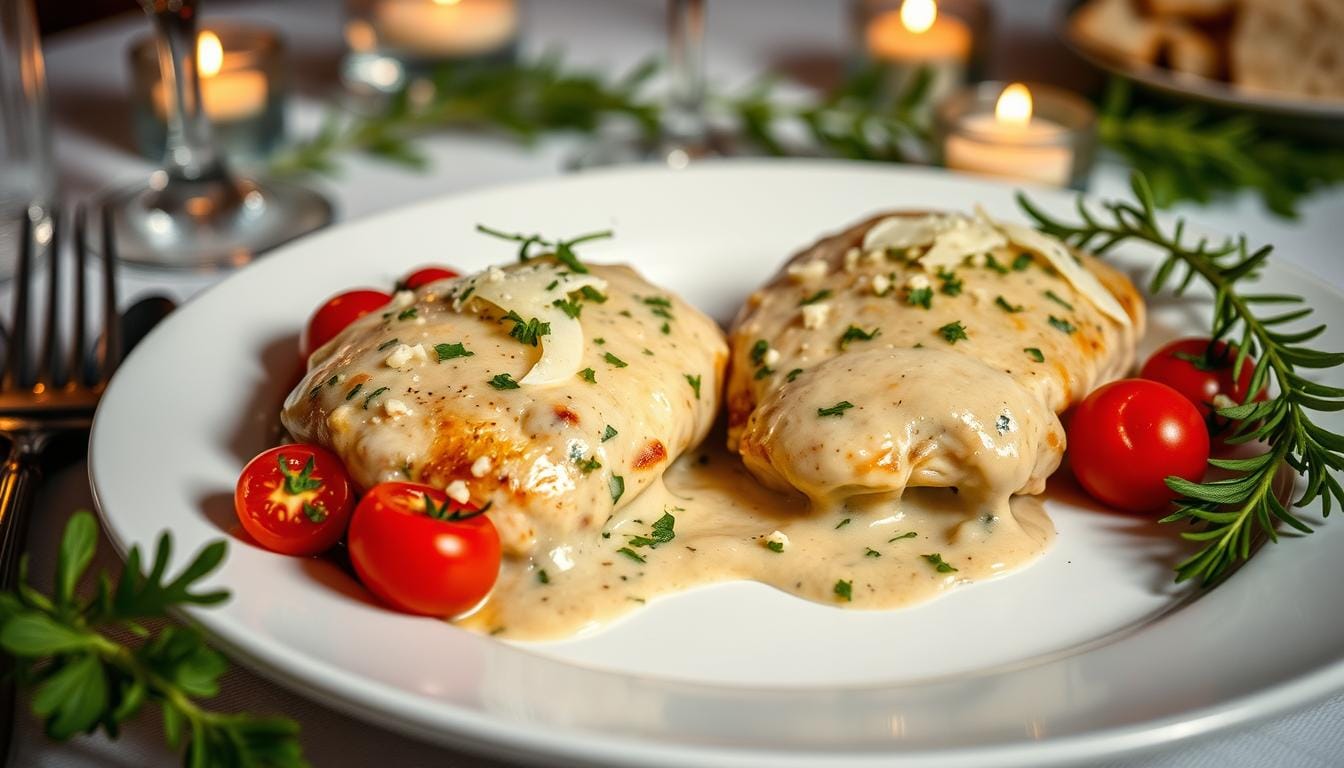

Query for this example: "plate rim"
[88,159,1344,767]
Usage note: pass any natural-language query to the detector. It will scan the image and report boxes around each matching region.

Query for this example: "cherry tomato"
[1067,379,1210,513]
[234,445,355,556]
[1140,338,1264,425]
[302,289,392,360]
[398,266,460,291]
[347,482,501,617]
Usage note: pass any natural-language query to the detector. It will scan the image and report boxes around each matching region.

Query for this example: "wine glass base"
[102,175,333,271]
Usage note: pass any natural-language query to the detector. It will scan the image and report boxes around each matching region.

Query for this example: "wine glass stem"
[665,0,708,149]
[150,1,229,183]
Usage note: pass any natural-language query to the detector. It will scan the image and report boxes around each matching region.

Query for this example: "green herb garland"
[1020,172,1344,583]
[0,512,306,767]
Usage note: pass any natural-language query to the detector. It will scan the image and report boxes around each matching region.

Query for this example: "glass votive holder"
[342,0,521,96]
[935,81,1097,189]
[849,0,990,114]
[129,23,286,164]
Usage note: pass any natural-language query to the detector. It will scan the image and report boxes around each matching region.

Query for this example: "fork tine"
[4,213,33,391]
[37,209,61,388]
[71,205,89,387]
[96,204,122,382]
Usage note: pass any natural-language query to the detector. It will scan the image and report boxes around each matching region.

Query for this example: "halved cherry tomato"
[302,289,392,360]
[1068,379,1210,513]
[234,445,355,556]
[347,482,501,617]
[398,266,460,291]
[1140,337,1265,436]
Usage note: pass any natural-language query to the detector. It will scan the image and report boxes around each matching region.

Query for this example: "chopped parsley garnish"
[889,531,918,542]
[924,553,959,573]
[1024,347,1045,362]
[750,339,769,366]
[609,474,625,504]
[457,285,475,304]
[617,547,646,564]
[574,455,602,474]
[488,373,520,390]
[818,401,854,418]
[938,268,963,296]
[594,337,606,345]
[377,338,400,351]
[907,286,933,309]
[345,383,363,401]
[834,579,853,602]
[435,342,473,361]
[834,517,851,529]
[754,366,774,380]
[983,254,1009,274]
[604,352,628,368]
[785,368,804,382]
[397,306,418,321]
[995,296,1023,313]
[278,455,323,495]
[643,295,673,308]
[602,424,618,442]
[864,548,882,558]
[1012,253,1033,271]
[838,325,881,350]
[799,289,833,306]
[579,285,607,303]
[302,502,327,523]
[578,367,597,383]
[552,297,582,318]
[685,374,702,399]
[938,321,969,344]
[361,386,390,409]
[545,280,559,291]
[503,310,550,347]
[536,569,550,584]
[627,512,676,548]
[1048,315,1077,334]
[765,540,784,553]
[1044,290,1074,310]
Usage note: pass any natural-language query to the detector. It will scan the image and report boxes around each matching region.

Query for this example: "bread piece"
[1160,21,1221,79]
[1143,0,1233,20]
[1070,0,1165,64]
[1231,0,1344,101]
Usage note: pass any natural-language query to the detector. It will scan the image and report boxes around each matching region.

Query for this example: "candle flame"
[900,0,937,34]
[198,31,224,79]
[995,83,1033,126]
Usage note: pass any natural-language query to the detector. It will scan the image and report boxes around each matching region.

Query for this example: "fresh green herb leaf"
[765,540,785,553]
[361,386,390,410]
[888,531,918,542]
[604,352,628,368]
[1044,290,1074,311]
[1024,347,1045,363]
[609,474,625,504]
[617,547,645,564]
[785,368,804,382]
[1048,315,1077,334]
[377,338,400,351]
[345,383,363,401]
[552,297,582,318]
[578,367,597,383]
[579,285,607,303]
[938,268,963,296]
[750,339,769,366]
[502,310,551,347]
[799,289,833,306]
[602,425,618,442]
[938,321,968,344]
[397,306,418,321]
[924,553,958,573]
[488,373,520,390]
[864,547,881,558]
[435,342,473,360]
[835,518,851,529]
[536,569,550,585]
[833,579,853,602]
[1012,253,1033,271]
[983,254,1009,274]
[907,286,933,309]
[838,325,881,349]
[574,455,602,474]
[685,374,702,399]
[995,296,1023,313]
[818,401,855,418]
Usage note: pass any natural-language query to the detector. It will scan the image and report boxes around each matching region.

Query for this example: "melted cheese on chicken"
[282,259,728,557]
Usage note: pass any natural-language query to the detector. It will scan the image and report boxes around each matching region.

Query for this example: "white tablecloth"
[14,1,1344,765]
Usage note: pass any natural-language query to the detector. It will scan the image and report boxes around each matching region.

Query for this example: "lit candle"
[372,0,519,59]
[942,83,1082,188]
[864,0,971,105]
[152,31,268,123]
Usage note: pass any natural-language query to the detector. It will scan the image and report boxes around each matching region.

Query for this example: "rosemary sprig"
[1098,80,1344,219]
[0,512,306,767]
[1019,172,1344,584]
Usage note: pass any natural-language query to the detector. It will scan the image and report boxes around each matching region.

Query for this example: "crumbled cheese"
[861,214,947,252]
[390,290,416,309]
[326,405,354,434]
[872,273,892,296]
[383,398,411,418]
[384,344,415,368]
[921,225,1008,271]
[801,302,831,329]
[445,480,470,504]
[766,530,789,550]
[787,259,829,283]
[763,348,781,367]
[470,455,493,478]
[484,266,506,283]
[843,247,862,272]
[906,273,931,290]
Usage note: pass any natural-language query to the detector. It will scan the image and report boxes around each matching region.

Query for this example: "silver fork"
[0,204,120,764]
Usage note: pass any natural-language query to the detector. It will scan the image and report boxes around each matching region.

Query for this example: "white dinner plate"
[89,161,1344,767]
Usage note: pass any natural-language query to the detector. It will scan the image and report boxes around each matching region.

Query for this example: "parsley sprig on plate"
[0,512,306,766]
[1019,172,1344,584]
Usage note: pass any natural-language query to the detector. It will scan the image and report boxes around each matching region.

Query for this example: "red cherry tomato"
[302,289,392,360]
[1067,379,1210,513]
[398,266,460,291]
[1140,338,1264,424]
[347,482,501,617]
[234,445,355,556]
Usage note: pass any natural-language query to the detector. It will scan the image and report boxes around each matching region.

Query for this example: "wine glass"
[102,0,332,270]
[572,0,717,169]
